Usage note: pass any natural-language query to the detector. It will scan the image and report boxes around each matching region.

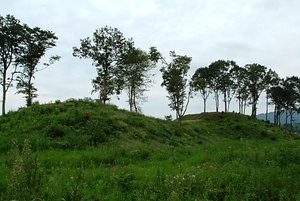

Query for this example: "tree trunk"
[265,93,268,121]
[203,97,207,113]
[133,90,138,113]
[251,102,256,118]
[129,86,133,112]
[227,95,232,112]
[27,75,33,107]
[274,107,277,125]
[2,68,7,115]
[215,91,219,112]
[285,110,288,126]
[238,97,241,114]
[251,95,257,118]
[278,110,281,125]
[243,100,247,115]
[2,82,6,115]
[290,110,293,131]
[100,67,108,104]
[102,80,107,104]
[224,92,227,112]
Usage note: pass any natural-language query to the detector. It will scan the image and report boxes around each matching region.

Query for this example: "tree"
[206,60,224,112]
[232,65,249,114]
[282,76,300,130]
[16,26,59,107]
[218,60,238,112]
[118,46,157,112]
[270,76,300,128]
[0,15,25,115]
[269,81,285,125]
[161,51,192,124]
[264,69,280,121]
[244,63,268,118]
[73,26,132,103]
[191,67,211,113]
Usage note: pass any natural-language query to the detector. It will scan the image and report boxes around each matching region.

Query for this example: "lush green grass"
[0,99,299,200]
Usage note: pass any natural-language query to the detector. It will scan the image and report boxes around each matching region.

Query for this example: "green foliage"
[118,46,157,112]
[191,66,211,112]
[0,14,26,115]
[0,99,299,200]
[16,25,59,107]
[206,60,239,113]
[161,51,192,121]
[244,63,268,117]
[269,76,300,128]
[73,26,133,103]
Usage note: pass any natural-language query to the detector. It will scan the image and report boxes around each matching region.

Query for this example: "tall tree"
[207,60,237,112]
[244,63,268,118]
[161,51,192,123]
[269,81,285,125]
[283,76,300,130]
[207,61,222,112]
[0,15,25,115]
[16,26,59,107]
[191,67,211,113]
[264,69,280,121]
[218,60,238,112]
[73,26,132,103]
[118,46,157,112]
[232,65,249,114]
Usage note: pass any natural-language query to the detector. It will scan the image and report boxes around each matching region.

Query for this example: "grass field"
[0,99,299,200]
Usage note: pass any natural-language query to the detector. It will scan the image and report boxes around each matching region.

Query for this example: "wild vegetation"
[0,99,299,200]
[2,14,300,126]
[1,14,300,200]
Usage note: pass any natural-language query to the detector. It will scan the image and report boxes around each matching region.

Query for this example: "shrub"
[46,124,66,138]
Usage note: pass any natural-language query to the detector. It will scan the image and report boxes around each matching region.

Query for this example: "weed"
[5,139,42,200]
[63,170,86,201]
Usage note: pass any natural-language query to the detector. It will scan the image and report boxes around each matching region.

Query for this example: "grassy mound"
[0,99,299,200]
[0,99,296,151]
[0,98,186,151]
[182,112,297,140]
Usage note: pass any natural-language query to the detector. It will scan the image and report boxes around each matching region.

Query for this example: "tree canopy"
[0,15,25,115]
[16,26,59,107]
[118,46,157,112]
[161,51,192,123]
[73,26,132,103]
[191,67,211,113]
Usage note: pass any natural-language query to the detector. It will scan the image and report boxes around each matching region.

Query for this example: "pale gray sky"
[1,0,300,118]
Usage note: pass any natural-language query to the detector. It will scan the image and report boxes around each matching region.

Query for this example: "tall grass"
[1,139,299,200]
[0,99,299,200]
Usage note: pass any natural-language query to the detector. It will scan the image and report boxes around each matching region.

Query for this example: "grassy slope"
[0,99,299,200]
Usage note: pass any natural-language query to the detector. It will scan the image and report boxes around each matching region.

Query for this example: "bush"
[46,124,66,138]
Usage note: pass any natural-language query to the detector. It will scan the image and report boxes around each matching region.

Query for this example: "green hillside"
[0,99,299,200]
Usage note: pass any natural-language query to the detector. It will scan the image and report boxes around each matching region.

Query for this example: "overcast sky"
[1,0,300,118]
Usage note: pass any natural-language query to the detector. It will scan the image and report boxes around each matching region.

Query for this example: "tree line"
[191,61,300,126]
[1,15,300,129]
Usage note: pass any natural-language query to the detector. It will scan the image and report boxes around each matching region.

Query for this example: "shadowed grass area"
[0,99,299,200]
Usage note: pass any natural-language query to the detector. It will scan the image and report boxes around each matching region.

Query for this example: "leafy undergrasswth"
[0,99,299,200]
[5,139,42,200]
